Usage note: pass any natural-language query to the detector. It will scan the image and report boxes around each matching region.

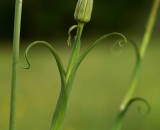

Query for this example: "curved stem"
[112,57,142,130]
[77,32,127,67]
[50,22,85,130]
[112,98,150,130]
[22,41,66,84]
[66,22,84,88]
[112,1,160,130]
[10,0,23,130]
[22,41,67,130]
[120,40,141,109]
[121,0,159,113]
[67,25,78,46]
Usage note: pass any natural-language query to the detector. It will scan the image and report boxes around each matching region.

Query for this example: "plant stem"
[66,22,84,84]
[122,0,159,111]
[9,0,23,130]
[50,22,84,130]
[50,85,68,130]
[120,56,141,111]
[66,22,84,95]
[112,0,160,129]
[140,0,160,58]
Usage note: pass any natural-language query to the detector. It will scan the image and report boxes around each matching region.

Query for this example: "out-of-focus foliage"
[0,0,154,40]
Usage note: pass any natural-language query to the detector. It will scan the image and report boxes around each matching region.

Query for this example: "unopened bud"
[74,0,93,23]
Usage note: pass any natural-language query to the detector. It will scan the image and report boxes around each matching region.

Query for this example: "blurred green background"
[0,0,159,41]
[0,0,160,130]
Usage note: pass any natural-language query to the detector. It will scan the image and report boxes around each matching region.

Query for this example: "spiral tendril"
[111,40,126,55]
[112,97,150,130]
[119,40,126,47]
[123,97,150,116]
[20,41,66,83]
[76,32,127,67]
[20,50,30,69]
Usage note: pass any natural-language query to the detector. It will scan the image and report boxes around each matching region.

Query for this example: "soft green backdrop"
[0,0,160,130]
[0,0,159,41]
[0,38,160,130]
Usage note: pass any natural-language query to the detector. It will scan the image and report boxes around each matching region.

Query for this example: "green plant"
[112,0,159,129]
[10,0,23,130]
[9,0,159,130]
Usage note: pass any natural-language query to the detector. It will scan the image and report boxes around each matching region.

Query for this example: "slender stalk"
[122,0,160,111]
[50,84,68,130]
[66,22,84,83]
[112,0,160,130]
[120,55,141,110]
[50,22,84,130]
[140,0,160,58]
[9,0,23,130]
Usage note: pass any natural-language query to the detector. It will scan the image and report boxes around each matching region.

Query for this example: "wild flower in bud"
[74,0,93,23]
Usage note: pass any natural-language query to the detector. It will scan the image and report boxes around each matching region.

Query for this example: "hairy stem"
[9,0,23,130]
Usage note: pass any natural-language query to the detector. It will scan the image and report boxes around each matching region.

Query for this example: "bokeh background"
[0,0,160,130]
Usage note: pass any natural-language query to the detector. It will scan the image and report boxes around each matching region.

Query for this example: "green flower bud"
[74,0,93,23]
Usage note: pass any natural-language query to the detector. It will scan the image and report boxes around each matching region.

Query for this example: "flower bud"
[74,0,93,23]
